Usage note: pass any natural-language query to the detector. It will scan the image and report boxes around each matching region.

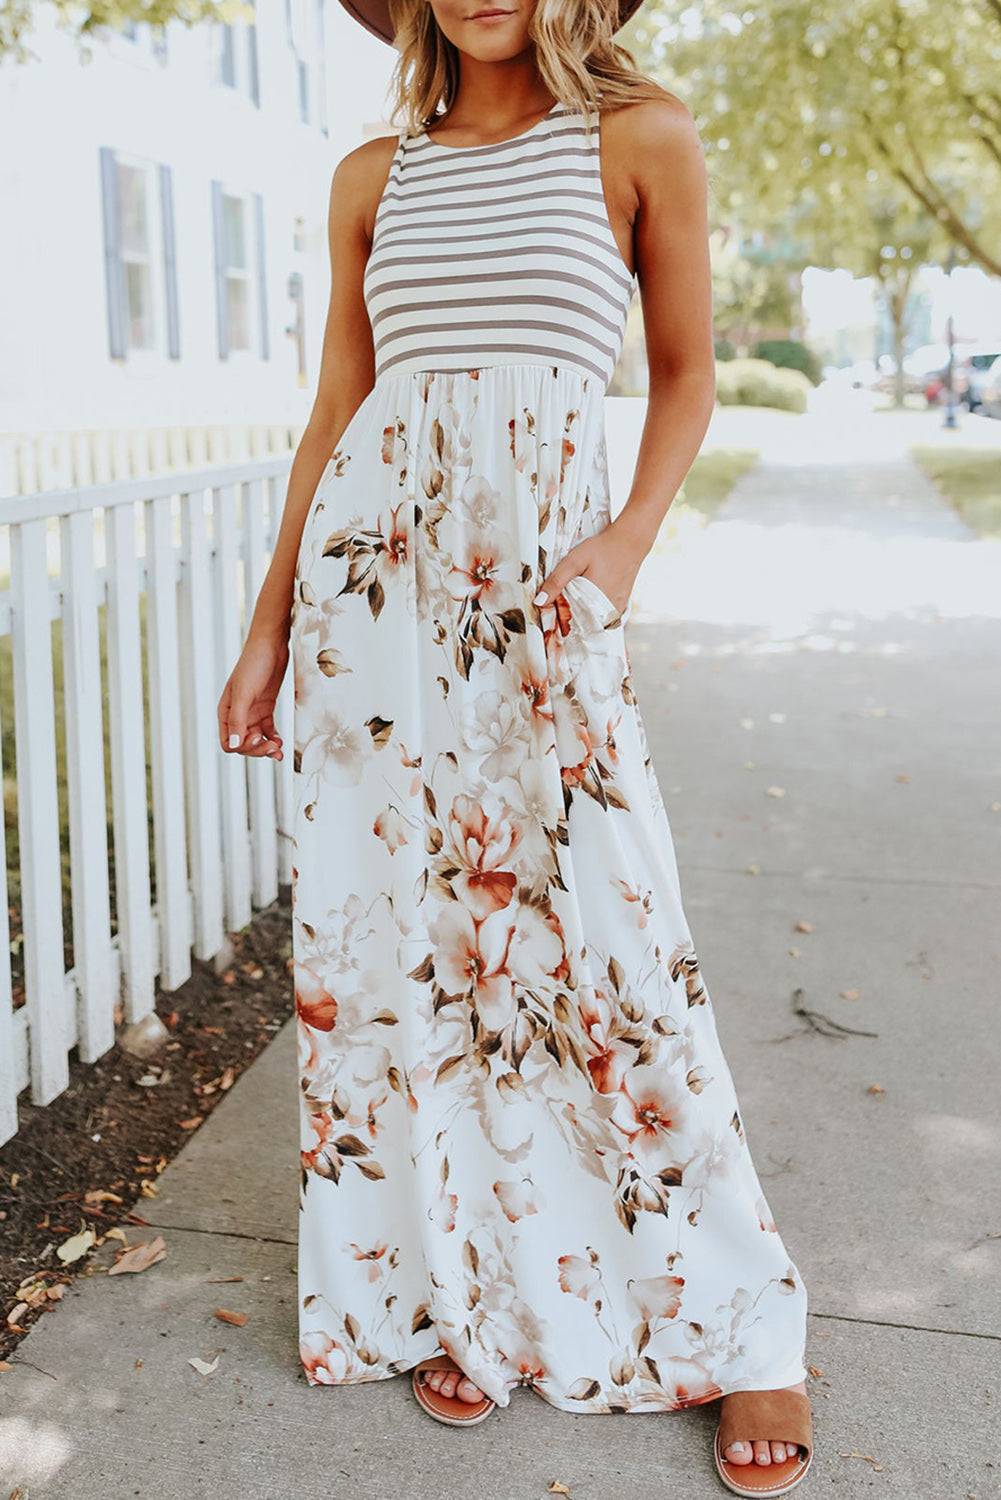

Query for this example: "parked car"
[962,345,1001,411]
[978,354,1001,419]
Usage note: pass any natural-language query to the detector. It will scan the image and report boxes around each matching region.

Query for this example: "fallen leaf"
[205,1276,245,1284]
[0,1359,13,1371]
[214,1308,248,1326]
[867,1084,885,1095]
[788,947,800,958]
[179,1117,204,1130]
[548,1485,571,1495]
[746,864,760,875]
[85,1188,125,1206]
[807,1365,824,1378]
[137,1070,170,1088]
[108,1235,168,1275]
[57,1228,96,1265]
[895,773,911,783]
[766,786,786,798]
[839,989,860,1000]
[15,1276,52,1308]
[794,921,813,933]
[189,1355,220,1375]
[743,760,755,769]
[139,1179,160,1198]
[6,1303,29,1327]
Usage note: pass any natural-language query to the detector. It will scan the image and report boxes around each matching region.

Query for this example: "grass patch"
[674,447,760,518]
[910,445,1001,539]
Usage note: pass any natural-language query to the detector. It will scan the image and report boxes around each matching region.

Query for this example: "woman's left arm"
[535,93,717,613]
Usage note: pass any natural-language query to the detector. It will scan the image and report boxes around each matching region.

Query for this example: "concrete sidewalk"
[3,413,999,1498]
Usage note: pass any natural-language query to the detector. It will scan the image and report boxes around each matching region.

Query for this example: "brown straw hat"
[337,0,645,45]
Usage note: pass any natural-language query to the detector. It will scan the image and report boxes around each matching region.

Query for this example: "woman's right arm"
[217,132,399,758]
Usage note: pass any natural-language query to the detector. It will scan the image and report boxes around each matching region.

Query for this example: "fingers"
[224,688,250,753]
[534,554,583,607]
[220,689,284,759]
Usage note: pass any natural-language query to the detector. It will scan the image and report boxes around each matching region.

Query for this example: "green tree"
[630,0,1001,279]
[1,0,247,63]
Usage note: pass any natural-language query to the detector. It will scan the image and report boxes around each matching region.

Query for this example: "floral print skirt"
[290,363,808,1412]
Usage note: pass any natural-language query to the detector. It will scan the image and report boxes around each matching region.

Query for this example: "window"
[118,162,155,349]
[211,183,269,360]
[286,0,312,126]
[212,4,258,103]
[222,193,250,351]
[99,148,180,360]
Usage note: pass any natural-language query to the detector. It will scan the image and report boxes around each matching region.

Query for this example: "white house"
[0,0,397,481]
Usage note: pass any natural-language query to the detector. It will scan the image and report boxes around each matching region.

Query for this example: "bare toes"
[753,1440,771,1465]
[724,1443,753,1466]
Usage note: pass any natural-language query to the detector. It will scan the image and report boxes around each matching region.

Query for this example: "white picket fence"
[0,457,296,1147]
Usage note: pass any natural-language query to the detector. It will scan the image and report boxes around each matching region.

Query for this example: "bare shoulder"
[329,133,401,238]
[601,89,706,183]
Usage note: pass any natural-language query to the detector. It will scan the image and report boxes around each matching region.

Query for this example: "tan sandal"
[411,1353,496,1427]
[714,1388,814,1496]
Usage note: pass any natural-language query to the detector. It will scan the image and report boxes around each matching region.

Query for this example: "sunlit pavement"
[1,397,998,1497]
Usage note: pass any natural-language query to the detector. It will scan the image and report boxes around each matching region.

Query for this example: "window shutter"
[211,179,229,360]
[253,191,269,360]
[99,146,127,359]
[159,163,180,359]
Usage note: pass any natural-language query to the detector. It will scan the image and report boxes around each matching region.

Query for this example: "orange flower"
[295,963,337,1031]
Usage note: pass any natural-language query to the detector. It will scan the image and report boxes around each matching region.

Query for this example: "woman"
[217,0,814,1491]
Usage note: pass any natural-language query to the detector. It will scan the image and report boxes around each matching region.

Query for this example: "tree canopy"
[628,0,1001,279]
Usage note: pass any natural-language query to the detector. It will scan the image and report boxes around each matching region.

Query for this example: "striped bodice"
[363,99,638,388]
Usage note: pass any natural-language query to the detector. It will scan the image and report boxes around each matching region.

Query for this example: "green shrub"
[753,339,823,385]
[714,357,812,412]
[714,337,738,361]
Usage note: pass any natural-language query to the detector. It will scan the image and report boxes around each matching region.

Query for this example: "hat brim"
[337,0,644,46]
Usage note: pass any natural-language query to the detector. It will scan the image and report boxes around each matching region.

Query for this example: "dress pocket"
[563,572,625,632]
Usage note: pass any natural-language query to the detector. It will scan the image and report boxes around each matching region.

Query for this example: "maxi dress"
[290,97,809,1413]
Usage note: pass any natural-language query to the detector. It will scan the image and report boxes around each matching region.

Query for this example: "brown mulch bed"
[0,892,293,1368]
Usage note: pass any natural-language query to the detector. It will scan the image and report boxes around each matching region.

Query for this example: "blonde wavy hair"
[385,0,670,144]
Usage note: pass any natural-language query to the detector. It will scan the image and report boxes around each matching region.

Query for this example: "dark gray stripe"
[368,292,626,338]
[366,242,631,295]
[370,209,634,286]
[377,342,610,381]
[366,269,631,323]
[373,317,620,365]
[398,152,602,190]
[381,181,609,215]
[406,111,585,163]
[374,214,607,253]
[374,201,623,243]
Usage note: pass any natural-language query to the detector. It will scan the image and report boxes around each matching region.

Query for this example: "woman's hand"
[217,627,289,759]
[533,516,650,617]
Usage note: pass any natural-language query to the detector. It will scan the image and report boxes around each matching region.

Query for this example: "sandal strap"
[718,1388,813,1455]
